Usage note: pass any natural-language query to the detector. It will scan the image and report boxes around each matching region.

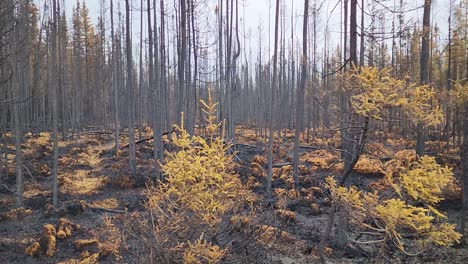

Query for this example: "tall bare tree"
[110,0,120,153]
[266,0,280,193]
[51,0,60,207]
[293,0,309,188]
[12,0,23,207]
[126,0,137,176]
[416,0,432,156]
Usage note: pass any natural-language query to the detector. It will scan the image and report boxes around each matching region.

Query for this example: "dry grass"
[354,155,384,175]
[301,150,337,169]
[275,209,297,223]
[61,170,108,195]
[89,198,119,209]
[74,238,99,250]
[0,207,32,221]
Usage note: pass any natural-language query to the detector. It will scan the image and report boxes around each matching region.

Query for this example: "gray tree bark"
[51,0,60,207]
[293,0,309,189]
[416,0,432,157]
[125,0,137,176]
[110,0,120,153]
[266,0,280,193]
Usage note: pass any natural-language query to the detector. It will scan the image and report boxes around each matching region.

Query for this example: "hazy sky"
[51,0,452,65]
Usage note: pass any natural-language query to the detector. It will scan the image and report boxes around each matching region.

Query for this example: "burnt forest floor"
[1,126,467,263]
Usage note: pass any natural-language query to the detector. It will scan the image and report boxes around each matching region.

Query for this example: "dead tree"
[266,0,280,193]
[293,0,309,188]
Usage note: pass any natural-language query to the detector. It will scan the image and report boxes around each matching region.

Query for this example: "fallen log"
[272,162,293,168]
[235,143,260,149]
[120,130,173,149]
[88,206,127,214]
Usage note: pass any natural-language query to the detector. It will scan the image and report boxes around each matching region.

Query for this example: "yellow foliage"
[151,125,247,225]
[345,67,443,127]
[347,67,404,119]
[404,84,443,127]
[199,89,221,138]
[183,235,226,264]
[390,155,455,206]
[58,252,100,264]
[145,96,255,262]
[325,153,461,255]
[450,81,468,105]
[375,199,432,235]
[424,223,462,247]
[77,252,100,264]
[324,177,378,218]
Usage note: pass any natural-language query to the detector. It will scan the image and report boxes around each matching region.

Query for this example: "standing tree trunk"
[177,0,187,125]
[359,0,365,67]
[266,0,280,193]
[461,101,468,242]
[293,0,309,189]
[445,1,453,149]
[416,0,432,157]
[148,0,162,180]
[138,0,144,140]
[230,0,240,145]
[13,1,23,206]
[51,0,60,207]
[110,0,120,153]
[160,0,168,132]
[217,0,224,124]
[125,0,137,176]
[349,0,357,67]
[224,0,233,141]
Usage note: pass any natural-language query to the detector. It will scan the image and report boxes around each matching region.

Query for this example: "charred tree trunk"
[125,0,137,176]
[266,0,280,193]
[416,0,431,157]
[293,0,309,189]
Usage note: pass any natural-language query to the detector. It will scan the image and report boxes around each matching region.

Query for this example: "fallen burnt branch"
[298,144,327,150]
[235,143,259,148]
[272,162,293,168]
[120,130,173,149]
[88,206,127,214]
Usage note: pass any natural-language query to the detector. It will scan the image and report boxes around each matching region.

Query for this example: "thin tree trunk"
[359,0,365,67]
[177,0,187,125]
[320,117,370,263]
[110,0,120,153]
[266,0,280,193]
[350,0,357,66]
[125,0,137,176]
[138,0,144,140]
[51,0,59,207]
[416,0,431,157]
[461,102,468,241]
[293,0,309,189]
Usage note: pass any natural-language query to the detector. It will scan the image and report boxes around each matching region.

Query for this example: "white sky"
[52,0,452,67]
